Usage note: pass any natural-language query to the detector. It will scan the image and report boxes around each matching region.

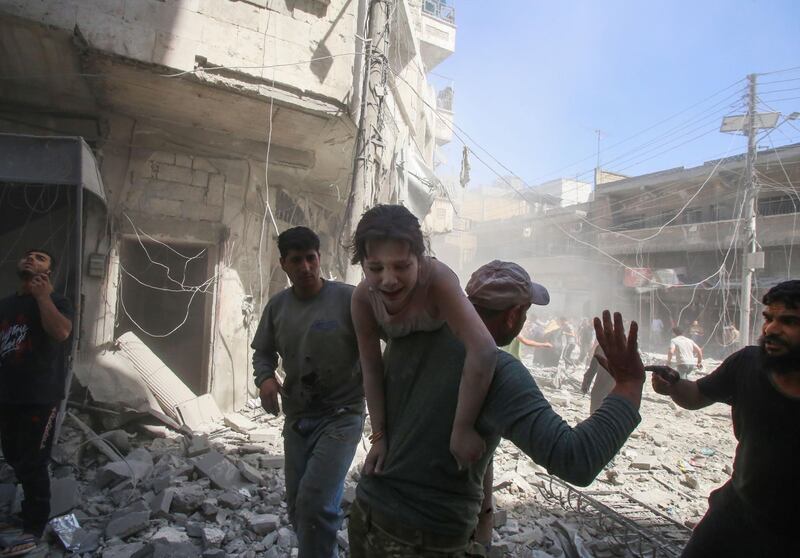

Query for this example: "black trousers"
[682,482,795,557]
[0,404,58,537]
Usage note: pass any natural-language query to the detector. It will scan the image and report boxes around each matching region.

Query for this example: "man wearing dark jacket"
[0,249,73,553]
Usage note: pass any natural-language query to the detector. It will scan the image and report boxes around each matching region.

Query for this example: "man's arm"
[483,362,639,487]
[651,376,712,410]
[517,335,551,348]
[30,275,72,341]
[692,342,703,366]
[483,311,643,487]
[251,304,281,414]
[666,344,674,366]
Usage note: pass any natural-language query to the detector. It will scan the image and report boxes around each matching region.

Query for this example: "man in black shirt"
[651,280,800,557]
[0,249,73,553]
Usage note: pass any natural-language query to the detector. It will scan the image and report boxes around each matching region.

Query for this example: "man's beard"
[759,335,800,375]
[16,267,35,280]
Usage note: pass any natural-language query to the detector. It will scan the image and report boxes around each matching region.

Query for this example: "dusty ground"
[0,354,736,557]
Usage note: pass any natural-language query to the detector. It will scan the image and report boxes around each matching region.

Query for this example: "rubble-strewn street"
[0,354,735,558]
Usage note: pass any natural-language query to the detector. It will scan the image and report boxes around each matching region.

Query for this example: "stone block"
[237,460,264,485]
[152,31,200,70]
[185,434,211,458]
[150,488,175,518]
[175,154,193,168]
[259,455,285,469]
[192,451,248,490]
[172,485,206,514]
[202,526,225,548]
[218,491,245,510]
[493,508,508,528]
[49,476,80,517]
[277,526,296,548]
[193,157,219,173]
[248,513,280,536]
[152,526,191,545]
[192,170,209,188]
[97,449,153,488]
[155,163,194,185]
[224,413,258,434]
[630,455,660,470]
[101,542,146,558]
[105,510,151,539]
[186,521,204,538]
[150,151,176,165]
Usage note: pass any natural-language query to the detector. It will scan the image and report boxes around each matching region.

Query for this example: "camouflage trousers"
[347,499,484,558]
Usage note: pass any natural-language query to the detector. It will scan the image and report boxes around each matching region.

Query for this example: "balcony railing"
[423,0,455,24]
[436,86,454,111]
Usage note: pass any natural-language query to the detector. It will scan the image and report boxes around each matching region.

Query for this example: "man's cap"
[466,260,550,310]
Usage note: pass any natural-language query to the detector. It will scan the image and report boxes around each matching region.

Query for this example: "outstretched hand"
[593,310,645,387]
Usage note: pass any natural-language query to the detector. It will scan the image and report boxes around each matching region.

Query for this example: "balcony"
[435,86,454,145]
[417,1,456,71]
[595,213,800,256]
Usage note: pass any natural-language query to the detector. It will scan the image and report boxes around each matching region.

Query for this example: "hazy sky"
[434,0,800,188]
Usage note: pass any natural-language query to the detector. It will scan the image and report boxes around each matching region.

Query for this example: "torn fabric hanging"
[459,145,471,188]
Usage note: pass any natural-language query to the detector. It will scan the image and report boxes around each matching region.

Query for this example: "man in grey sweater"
[349,261,644,557]
[251,227,363,558]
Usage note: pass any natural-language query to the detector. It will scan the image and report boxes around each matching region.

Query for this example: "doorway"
[115,237,214,395]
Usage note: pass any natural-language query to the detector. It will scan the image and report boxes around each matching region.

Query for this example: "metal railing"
[422,0,455,24]
[536,473,692,557]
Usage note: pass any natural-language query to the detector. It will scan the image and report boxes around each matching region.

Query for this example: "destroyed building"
[434,142,800,335]
[0,0,457,413]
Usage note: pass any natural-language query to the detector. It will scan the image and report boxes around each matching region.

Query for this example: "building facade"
[0,0,456,410]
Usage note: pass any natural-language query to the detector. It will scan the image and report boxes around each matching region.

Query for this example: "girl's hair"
[350,204,427,264]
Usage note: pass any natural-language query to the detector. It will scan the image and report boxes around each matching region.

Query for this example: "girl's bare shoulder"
[352,280,371,302]
[428,258,462,291]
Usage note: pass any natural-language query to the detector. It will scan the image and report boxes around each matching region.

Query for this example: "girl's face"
[362,239,420,311]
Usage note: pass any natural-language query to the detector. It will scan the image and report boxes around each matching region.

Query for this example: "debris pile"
[0,352,735,557]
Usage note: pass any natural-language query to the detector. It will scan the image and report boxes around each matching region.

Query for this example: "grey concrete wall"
[0,0,358,102]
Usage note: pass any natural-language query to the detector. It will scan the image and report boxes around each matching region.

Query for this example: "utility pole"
[342,0,392,284]
[739,73,759,347]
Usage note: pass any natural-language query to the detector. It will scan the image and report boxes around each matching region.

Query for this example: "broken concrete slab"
[176,394,224,432]
[259,455,285,469]
[630,455,661,470]
[218,491,245,510]
[223,413,258,434]
[101,542,146,558]
[184,435,211,458]
[49,476,80,518]
[171,485,206,514]
[150,488,175,518]
[202,526,225,548]
[236,460,264,485]
[151,526,191,545]
[105,510,151,539]
[97,448,154,488]
[248,430,277,444]
[248,513,280,536]
[191,451,248,490]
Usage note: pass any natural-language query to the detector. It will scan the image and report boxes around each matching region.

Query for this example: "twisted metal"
[535,473,692,558]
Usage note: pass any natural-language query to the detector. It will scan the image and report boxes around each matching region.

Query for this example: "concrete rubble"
[0,353,736,557]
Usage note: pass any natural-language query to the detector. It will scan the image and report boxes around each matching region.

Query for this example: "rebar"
[535,474,692,557]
